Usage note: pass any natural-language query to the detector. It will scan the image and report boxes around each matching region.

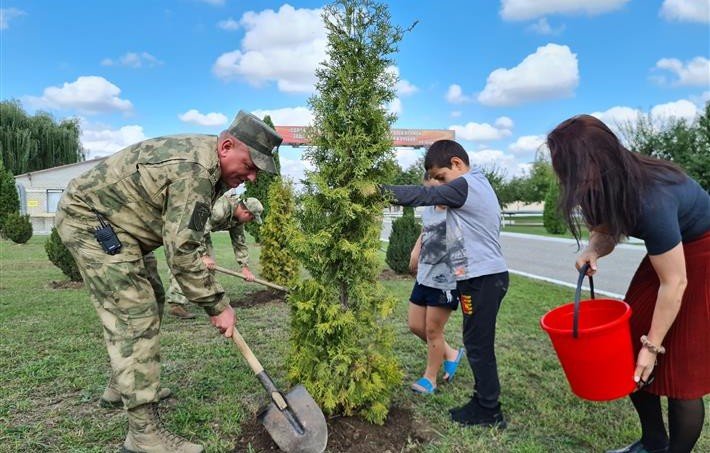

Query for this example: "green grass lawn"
[1,235,707,452]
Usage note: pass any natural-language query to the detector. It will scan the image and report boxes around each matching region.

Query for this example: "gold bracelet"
[640,335,666,355]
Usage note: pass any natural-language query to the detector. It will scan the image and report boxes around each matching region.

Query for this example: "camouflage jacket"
[61,134,231,316]
[199,194,249,268]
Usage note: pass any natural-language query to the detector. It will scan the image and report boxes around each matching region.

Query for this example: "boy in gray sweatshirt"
[383,139,509,428]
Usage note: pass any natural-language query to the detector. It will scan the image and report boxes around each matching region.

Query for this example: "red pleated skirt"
[625,231,710,399]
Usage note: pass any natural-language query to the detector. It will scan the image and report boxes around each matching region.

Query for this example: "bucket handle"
[573,263,596,338]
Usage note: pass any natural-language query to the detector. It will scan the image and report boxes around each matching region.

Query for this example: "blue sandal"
[443,347,465,383]
[411,377,436,394]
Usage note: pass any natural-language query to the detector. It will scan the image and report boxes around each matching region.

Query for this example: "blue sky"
[2,0,708,182]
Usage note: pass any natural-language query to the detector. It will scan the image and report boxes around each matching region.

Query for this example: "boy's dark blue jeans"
[457,271,509,409]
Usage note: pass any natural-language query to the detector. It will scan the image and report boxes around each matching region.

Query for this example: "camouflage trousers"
[165,271,190,306]
[55,202,165,410]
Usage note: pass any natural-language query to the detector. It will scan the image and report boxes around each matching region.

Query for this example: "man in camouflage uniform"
[167,196,264,319]
[55,111,282,453]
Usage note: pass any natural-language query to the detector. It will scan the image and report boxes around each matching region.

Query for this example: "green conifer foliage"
[243,115,281,243]
[0,162,20,235]
[543,180,567,234]
[3,212,32,244]
[45,227,83,281]
[385,207,421,274]
[260,178,298,287]
[287,0,404,424]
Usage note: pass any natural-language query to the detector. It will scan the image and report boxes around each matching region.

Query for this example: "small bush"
[4,212,33,243]
[0,163,20,235]
[543,181,567,234]
[386,207,421,274]
[45,227,82,281]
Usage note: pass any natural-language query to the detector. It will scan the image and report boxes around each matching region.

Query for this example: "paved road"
[501,232,647,298]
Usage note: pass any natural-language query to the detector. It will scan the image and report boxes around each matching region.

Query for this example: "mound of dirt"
[48,280,84,290]
[233,407,432,452]
[230,289,284,308]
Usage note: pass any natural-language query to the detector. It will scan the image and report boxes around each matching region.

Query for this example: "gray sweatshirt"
[384,167,507,280]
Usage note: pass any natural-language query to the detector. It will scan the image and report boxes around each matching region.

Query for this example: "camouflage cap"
[227,110,282,174]
[241,197,264,224]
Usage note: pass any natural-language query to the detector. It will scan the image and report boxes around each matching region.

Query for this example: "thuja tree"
[385,206,420,274]
[287,0,404,424]
[0,161,20,235]
[260,178,298,287]
[243,115,281,242]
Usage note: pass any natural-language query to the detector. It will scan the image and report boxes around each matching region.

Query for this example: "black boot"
[449,395,506,429]
[605,440,668,453]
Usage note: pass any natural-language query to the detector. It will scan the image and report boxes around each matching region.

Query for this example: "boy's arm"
[409,233,423,275]
[382,177,468,208]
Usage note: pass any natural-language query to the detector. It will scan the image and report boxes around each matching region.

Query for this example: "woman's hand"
[634,348,657,390]
[575,249,599,276]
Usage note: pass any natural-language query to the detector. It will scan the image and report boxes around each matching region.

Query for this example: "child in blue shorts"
[408,173,465,394]
[384,140,509,428]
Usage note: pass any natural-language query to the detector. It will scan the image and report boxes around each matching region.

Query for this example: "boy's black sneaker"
[449,396,507,429]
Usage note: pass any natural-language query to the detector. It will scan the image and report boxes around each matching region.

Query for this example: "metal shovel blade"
[257,384,328,453]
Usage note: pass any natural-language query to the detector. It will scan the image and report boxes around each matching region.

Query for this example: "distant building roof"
[14,157,108,178]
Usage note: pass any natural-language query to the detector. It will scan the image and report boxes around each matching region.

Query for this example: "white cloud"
[25,76,133,114]
[650,99,699,122]
[217,18,239,31]
[654,57,710,86]
[690,90,710,106]
[467,148,528,178]
[478,44,579,106]
[178,109,228,127]
[394,147,424,171]
[80,120,146,158]
[527,17,565,35]
[0,8,25,29]
[101,52,163,68]
[250,107,313,126]
[501,0,630,21]
[660,0,710,23]
[387,98,403,115]
[445,84,474,104]
[212,5,326,93]
[591,106,643,129]
[387,66,418,96]
[450,116,514,142]
[592,99,700,136]
[509,134,546,154]
[279,155,314,185]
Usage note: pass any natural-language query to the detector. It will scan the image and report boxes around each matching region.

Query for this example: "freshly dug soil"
[233,407,432,452]
[378,269,413,281]
[230,289,284,308]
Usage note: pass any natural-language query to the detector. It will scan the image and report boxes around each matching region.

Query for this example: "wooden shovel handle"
[215,266,288,292]
[231,327,264,375]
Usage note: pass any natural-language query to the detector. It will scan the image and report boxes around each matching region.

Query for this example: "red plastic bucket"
[540,266,636,401]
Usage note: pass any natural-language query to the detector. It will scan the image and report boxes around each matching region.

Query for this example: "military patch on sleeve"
[188,202,211,231]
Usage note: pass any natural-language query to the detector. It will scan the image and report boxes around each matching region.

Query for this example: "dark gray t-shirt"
[417,206,456,290]
[630,176,710,255]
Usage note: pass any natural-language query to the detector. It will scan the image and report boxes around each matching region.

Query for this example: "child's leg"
[458,272,509,408]
[408,302,427,342]
[423,306,455,383]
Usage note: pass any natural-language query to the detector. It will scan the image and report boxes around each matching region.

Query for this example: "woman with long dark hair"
[547,114,709,453]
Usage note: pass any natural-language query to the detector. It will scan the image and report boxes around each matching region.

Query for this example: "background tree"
[260,178,298,287]
[385,206,420,273]
[3,212,32,244]
[288,0,404,424]
[0,161,20,235]
[621,103,709,189]
[543,180,567,234]
[243,115,282,242]
[389,157,424,185]
[0,100,84,175]
[45,227,83,281]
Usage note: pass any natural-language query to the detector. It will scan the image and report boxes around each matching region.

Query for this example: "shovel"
[215,265,289,292]
[230,329,327,452]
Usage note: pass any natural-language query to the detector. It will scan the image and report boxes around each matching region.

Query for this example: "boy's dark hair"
[424,140,470,170]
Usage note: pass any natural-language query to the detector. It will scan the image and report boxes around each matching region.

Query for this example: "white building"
[14,158,106,234]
